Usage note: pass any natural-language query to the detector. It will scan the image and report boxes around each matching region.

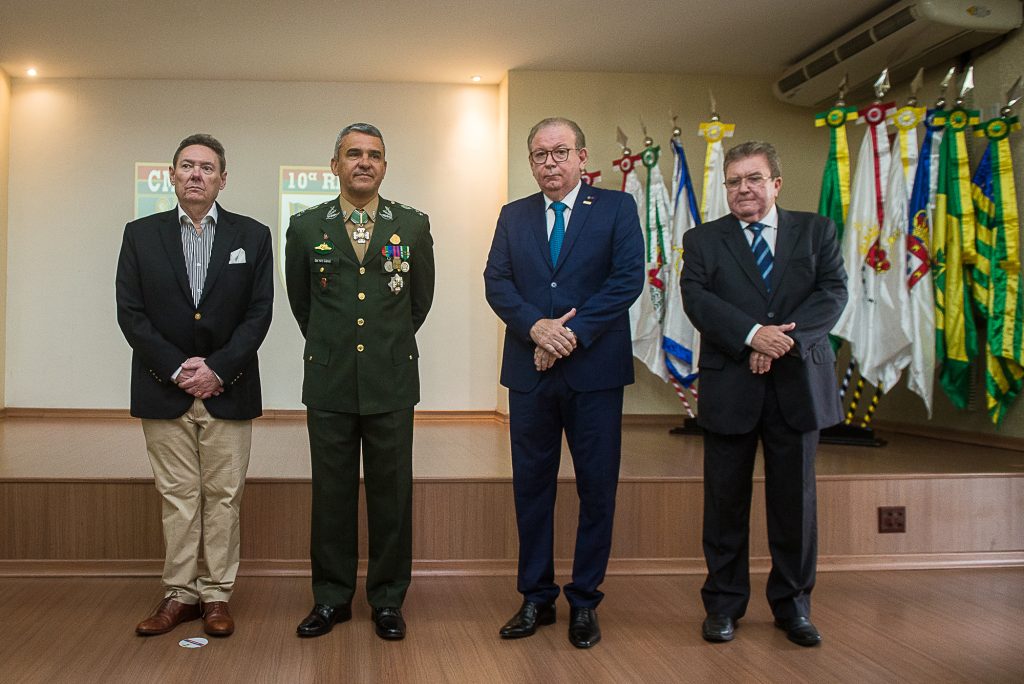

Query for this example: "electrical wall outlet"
[878,506,906,533]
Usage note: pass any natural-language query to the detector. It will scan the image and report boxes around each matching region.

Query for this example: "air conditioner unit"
[773,0,1023,107]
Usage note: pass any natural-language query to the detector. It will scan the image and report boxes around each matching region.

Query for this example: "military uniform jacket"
[285,196,435,415]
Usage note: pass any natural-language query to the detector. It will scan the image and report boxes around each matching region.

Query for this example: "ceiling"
[0,0,896,84]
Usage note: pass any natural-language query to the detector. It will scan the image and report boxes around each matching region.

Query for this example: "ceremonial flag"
[972,115,1024,424]
[630,145,674,380]
[814,105,858,240]
[890,104,926,197]
[617,151,661,373]
[932,107,980,408]
[662,137,702,386]
[698,119,734,222]
[904,114,940,415]
[833,102,912,391]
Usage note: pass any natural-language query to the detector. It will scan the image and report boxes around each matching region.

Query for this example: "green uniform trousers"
[307,406,414,608]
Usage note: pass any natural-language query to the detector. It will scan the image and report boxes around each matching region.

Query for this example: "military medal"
[350,209,371,244]
[313,232,334,254]
[382,243,410,275]
[388,273,404,294]
[319,276,328,290]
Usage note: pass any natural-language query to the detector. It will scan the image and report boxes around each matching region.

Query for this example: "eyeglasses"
[530,147,578,165]
[724,173,775,190]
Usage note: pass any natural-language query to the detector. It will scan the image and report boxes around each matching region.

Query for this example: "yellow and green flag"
[972,115,1024,424]
[932,107,980,408]
[815,105,858,241]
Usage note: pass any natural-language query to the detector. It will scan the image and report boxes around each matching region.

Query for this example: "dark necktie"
[747,222,773,290]
[550,201,567,266]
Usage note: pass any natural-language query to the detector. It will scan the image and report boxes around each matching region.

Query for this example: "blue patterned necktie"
[549,201,567,266]
[747,222,773,291]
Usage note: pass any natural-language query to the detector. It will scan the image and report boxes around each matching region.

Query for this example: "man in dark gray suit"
[681,141,847,647]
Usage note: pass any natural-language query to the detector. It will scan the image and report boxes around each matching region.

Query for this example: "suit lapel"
[528,194,552,271]
[768,207,797,301]
[199,203,238,306]
[552,187,596,274]
[721,215,770,297]
[158,210,194,303]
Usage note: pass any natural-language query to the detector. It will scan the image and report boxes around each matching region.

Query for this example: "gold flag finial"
[835,74,849,106]
[955,66,974,106]
[873,68,890,101]
[935,66,956,108]
[1002,76,1022,117]
[907,68,924,106]
[616,126,631,156]
[640,118,653,148]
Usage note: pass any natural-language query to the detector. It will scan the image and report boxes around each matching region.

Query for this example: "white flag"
[662,138,701,384]
[700,139,730,223]
[857,135,913,391]
[632,156,673,380]
[833,115,912,391]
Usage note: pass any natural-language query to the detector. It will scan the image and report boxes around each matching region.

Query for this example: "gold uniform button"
[359,267,366,275]
[356,344,365,352]
[194,312,202,320]
[357,318,365,326]
[319,266,325,273]
[307,355,314,361]
[358,292,366,300]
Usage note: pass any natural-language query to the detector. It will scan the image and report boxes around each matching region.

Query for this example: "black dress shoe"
[568,607,601,649]
[296,603,352,637]
[373,607,406,640]
[774,616,822,647]
[701,613,735,642]
[499,600,556,639]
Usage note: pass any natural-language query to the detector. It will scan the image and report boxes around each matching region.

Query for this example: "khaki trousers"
[142,398,252,603]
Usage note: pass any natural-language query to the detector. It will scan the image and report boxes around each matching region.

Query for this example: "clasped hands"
[749,322,796,375]
[530,308,577,372]
[176,356,223,399]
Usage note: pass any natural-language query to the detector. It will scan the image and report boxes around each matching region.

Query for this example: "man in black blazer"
[681,141,846,647]
[484,117,645,649]
[116,134,273,638]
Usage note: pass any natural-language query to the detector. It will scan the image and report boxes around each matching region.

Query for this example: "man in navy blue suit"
[484,117,644,649]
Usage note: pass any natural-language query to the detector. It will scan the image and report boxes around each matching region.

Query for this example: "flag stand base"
[819,423,886,447]
[669,418,703,436]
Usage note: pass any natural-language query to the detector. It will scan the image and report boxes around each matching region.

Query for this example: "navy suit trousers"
[508,367,624,609]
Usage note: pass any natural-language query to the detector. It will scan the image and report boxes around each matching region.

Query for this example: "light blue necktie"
[549,201,567,266]
[747,222,773,291]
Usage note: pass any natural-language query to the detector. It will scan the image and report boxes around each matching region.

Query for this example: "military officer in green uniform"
[285,123,435,641]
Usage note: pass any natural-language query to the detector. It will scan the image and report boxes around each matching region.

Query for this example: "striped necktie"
[747,222,773,291]
[549,201,567,266]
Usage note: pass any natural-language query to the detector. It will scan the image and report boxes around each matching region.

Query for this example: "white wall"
[0,69,9,409]
[5,79,502,410]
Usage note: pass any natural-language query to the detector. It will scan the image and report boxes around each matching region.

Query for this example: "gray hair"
[724,141,781,178]
[333,123,385,159]
[173,133,226,172]
[527,117,586,150]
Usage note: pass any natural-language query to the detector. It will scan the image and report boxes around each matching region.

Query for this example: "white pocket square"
[229,248,246,264]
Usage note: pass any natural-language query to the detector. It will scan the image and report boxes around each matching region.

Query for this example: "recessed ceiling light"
[470,75,482,83]
[26,67,38,77]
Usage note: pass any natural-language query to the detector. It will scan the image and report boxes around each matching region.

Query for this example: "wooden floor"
[0,570,1021,683]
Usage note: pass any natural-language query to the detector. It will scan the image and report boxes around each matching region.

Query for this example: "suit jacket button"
[319,266,325,273]
[550,282,557,288]
[767,312,775,319]
[357,344,365,352]
[194,312,202,320]
[357,318,365,326]
[308,355,314,361]
[359,267,366,275]
[358,292,366,300]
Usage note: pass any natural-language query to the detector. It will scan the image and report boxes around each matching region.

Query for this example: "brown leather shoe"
[136,597,201,635]
[201,601,235,637]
